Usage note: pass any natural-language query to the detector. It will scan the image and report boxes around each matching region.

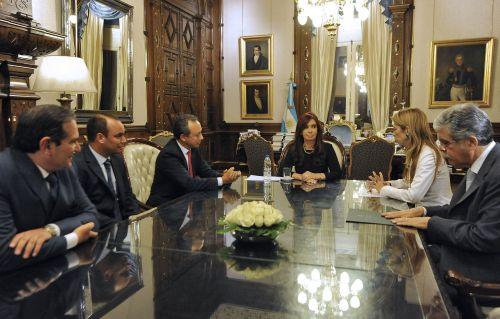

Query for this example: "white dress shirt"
[379,145,452,206]
[466,141,496,190]
[35,165,79,250]
[89,145,117,191]
[177,140,222,186]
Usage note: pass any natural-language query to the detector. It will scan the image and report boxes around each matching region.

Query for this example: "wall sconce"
[32,56,96,108]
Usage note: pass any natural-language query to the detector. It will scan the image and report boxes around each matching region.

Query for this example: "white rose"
[238,211,255,227]
[254,215,264,227]
[264,213,277,227]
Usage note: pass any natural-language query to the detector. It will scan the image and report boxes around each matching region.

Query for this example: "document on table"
[346,208,394,226]
[246,175,282,182]
[358,188,385,198]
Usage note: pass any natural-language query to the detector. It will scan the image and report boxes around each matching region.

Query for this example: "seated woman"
[369,108,452,206]
[278,112,342,183]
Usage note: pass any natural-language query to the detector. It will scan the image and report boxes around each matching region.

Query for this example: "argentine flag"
[281,81,298,133]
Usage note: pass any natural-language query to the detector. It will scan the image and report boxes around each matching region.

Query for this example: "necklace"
[303,144,314,154]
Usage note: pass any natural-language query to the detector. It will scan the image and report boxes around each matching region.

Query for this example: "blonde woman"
[369,108,452,206]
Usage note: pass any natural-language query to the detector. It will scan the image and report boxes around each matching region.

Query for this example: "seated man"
[73,115,140,226]
[0,105,99,272]
[383,103,500,253]
[147,114,241,206]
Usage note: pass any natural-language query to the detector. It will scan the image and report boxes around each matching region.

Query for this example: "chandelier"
[343,46,367,93]
[296,0,370,37]
[296,266,364,316]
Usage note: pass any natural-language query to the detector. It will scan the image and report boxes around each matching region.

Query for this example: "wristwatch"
[44,224,59,237]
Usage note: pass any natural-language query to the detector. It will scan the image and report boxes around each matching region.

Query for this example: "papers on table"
[357,188,384,198]
[246,175,283,182]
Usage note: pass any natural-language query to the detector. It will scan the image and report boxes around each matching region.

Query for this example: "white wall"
[30,0,147,126]
[411,0,500,121]
[222,0,294,123]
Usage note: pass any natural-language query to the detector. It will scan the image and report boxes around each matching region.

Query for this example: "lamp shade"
[33,56,97,94]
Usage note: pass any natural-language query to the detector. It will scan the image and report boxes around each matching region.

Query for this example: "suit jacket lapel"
[453,144,500,207]
[84,146,115,195]
[173,140,189,169]
[11,149,52,214]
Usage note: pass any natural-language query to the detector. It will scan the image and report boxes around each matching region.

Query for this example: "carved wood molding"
[389,0,414,114]
[293,4,312,117]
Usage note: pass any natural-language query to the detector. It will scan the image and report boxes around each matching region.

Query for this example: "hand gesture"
[382,207,425,219]
[222,167,241,184]
[9,228,52,259]
[368,171,387,193]
[73,222,98,244]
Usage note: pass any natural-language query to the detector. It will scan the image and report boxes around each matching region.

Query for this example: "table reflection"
[0,179,454,318]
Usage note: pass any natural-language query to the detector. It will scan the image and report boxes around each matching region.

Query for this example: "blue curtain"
[366,0,393,25]
[379,0,394,25]
[78,0,126,39]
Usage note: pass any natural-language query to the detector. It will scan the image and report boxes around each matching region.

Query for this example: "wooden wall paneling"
[389,0,414,113]
[293,5,312,117]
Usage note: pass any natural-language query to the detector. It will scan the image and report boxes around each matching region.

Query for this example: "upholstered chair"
[323,133,346,178]
[348,136,394,180]
[325,119,357,147]
[149,130,174,148]
[242,135,275,176]
[123,138,162,205]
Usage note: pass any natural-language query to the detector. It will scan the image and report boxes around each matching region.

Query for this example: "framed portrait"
[239,34,273,76]
[241,178,274,201]
[241,79,273,119]
[429,38,494,108]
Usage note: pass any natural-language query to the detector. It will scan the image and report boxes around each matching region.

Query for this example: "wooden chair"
[149,130,174,148]
[242,135,275,176]
[348,135,394,180]
[123,138,162,207]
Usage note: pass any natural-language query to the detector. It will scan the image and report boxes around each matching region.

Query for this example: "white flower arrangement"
[218,201,291,239]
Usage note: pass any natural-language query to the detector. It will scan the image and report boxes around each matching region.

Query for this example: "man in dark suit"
[73,115,140,226]
[147,114,241,206]
[383,103,500,253]
[246,45,268,70]
[0,105,99,272]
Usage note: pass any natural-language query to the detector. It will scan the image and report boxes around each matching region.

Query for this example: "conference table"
[0,179,454,319]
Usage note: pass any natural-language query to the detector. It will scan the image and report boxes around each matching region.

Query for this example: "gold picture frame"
[429,38,494,108]
[241,177,274,201]
[241,79,273,120]
[239,34,273,76]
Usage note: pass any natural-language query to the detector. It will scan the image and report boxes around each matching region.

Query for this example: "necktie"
[187,150,194,177]
[45,173,59,209]
[103,159,116,194]
[104,159,122,220]
[465,170,476,192]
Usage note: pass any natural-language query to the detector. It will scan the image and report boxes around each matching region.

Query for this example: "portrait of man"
[430,38,493,108]
[239,35,273,76]
[242,80,272,119]
[246,44,268,71]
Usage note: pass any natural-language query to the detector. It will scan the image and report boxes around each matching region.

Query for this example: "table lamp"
[32,56,97,108]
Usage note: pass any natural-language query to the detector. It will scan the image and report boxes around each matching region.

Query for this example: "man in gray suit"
[0,105,99,272]
[383,103,500,253]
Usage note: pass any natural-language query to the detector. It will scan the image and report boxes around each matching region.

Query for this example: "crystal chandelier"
[343,46,367,93]
[296,266,364,316]
[296,0,370,37]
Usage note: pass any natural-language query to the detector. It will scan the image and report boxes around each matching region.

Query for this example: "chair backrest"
[243,135,275,176]
[349,136,394,180]
[123,138,162,204]
[149,130,174,148]
[323,133,346,177]
[325,119,356,147]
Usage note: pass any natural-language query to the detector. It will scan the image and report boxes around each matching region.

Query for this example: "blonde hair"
[392,108,443,183]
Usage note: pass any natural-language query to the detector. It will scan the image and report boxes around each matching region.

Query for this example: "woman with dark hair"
[277,112,342,183]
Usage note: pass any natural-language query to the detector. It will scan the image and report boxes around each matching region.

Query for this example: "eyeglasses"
[436,139,458,149]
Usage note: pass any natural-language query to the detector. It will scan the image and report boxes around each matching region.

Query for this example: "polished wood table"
[0,179,454,318]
